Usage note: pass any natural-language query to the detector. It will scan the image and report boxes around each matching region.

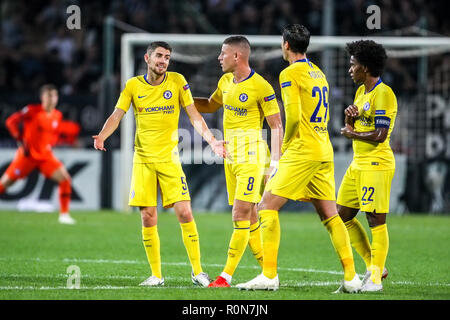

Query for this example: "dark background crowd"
[0,0,448,96]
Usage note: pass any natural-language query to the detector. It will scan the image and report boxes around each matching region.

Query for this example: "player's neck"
[42,105,54,113]
[233,65,252,83]
[364,76,381,93]
[288,53,306,65]
[146,71,165,86]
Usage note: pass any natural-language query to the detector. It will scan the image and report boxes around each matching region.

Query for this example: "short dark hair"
[223,35,251,50]
[39,84,57,96]
[147,41,172,54]
[282,24,310,54]
[346,40,387,77]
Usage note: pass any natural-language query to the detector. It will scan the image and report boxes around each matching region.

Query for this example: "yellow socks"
[344,218,372,269]
[259,210,280,279]
[180,220,203,276]
[223,220,250,277]
[323,214,356,281]
[248,221,264,267]
[142,226,162,279]
[370,224,389,284]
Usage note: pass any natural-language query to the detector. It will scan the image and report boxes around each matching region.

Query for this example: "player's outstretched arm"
[184,103,229,159]
[193,97,222,113]
[93,108,126,151]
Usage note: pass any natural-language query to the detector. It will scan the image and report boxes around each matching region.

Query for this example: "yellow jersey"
[352,79,397,170]
[115,72,194,163]
[211,69,280,163]
[279,58,333,161]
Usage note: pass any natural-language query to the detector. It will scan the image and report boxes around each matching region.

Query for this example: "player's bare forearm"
[266,113,283,161]
[193,97,221,113]
[93,108,125,151]
[185,104,229,159]
[344,115,355,129]
[340,126,388,143]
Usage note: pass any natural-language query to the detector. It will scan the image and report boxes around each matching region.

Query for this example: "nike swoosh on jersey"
[138,95,147,98]
[243,192,253,196]
[182,191,189,195]
[362,202,370,205]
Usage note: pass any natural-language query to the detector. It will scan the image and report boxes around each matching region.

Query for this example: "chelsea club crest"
[239,93,248,102]
[363,102,370,111]
[163,90,172,99]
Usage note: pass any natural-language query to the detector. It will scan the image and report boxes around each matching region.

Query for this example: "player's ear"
[144,53,149,63]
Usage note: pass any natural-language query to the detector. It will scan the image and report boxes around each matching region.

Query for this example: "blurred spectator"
[0,0,448,97]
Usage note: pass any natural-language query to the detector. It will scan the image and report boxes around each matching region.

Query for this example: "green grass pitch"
[0,210,449,300]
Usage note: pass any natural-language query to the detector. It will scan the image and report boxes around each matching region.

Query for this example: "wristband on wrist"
[270,160,279,167]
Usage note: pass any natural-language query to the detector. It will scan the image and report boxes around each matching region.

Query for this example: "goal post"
[119,33,450,212]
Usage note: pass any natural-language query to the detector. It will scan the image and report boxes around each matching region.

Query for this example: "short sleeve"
[373,88,397,129]
[279,69,301,109]
[115,78,134,112]
[177,74,194,108]
[257,80,280,116]
[210,75,225,105]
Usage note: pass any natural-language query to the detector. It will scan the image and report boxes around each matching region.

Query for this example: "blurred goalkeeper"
[0,84,76,225]
[93,41,227,288]
[194,36,283,288]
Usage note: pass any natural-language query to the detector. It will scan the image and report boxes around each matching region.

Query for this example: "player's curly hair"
[346,40,387,77]
[282,24,310,54]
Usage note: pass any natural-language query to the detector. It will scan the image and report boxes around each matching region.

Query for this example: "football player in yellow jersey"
[237,24,361,292]
[194,36,283,287]
[92,41,227,287]
[337,40,396,292]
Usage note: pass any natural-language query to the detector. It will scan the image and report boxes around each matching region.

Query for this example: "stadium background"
[0,0,449,214]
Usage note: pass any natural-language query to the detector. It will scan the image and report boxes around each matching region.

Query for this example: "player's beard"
[150,63,167,76]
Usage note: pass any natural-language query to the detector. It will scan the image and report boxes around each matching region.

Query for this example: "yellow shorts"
[337,162,395,213]
[224,161,267,205]
[129,161,190,208]
[265,156,336,202]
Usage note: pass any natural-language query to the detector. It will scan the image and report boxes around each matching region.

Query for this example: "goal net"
[117,33,450,212]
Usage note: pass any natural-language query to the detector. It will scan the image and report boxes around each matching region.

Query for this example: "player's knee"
[365,211,386,227]
[175,204,193,223]
[140,207,157,226]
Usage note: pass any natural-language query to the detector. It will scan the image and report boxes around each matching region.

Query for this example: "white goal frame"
[119,33,450,212]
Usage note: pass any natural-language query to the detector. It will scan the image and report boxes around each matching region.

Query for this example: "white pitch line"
[0,257,344,276]
[1,257,450,288]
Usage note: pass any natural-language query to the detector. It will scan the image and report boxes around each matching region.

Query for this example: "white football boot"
[191,272,211,287]
[236,273,279,291]
[360,278,383,292]
[333,274,362,293]
[58,213,76,225]
[139,275,165,286]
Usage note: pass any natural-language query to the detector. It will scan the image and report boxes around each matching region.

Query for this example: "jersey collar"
[144,72,166,86]
[294,58,313,68]
[366,78,383,94]
[233,68,255,83]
